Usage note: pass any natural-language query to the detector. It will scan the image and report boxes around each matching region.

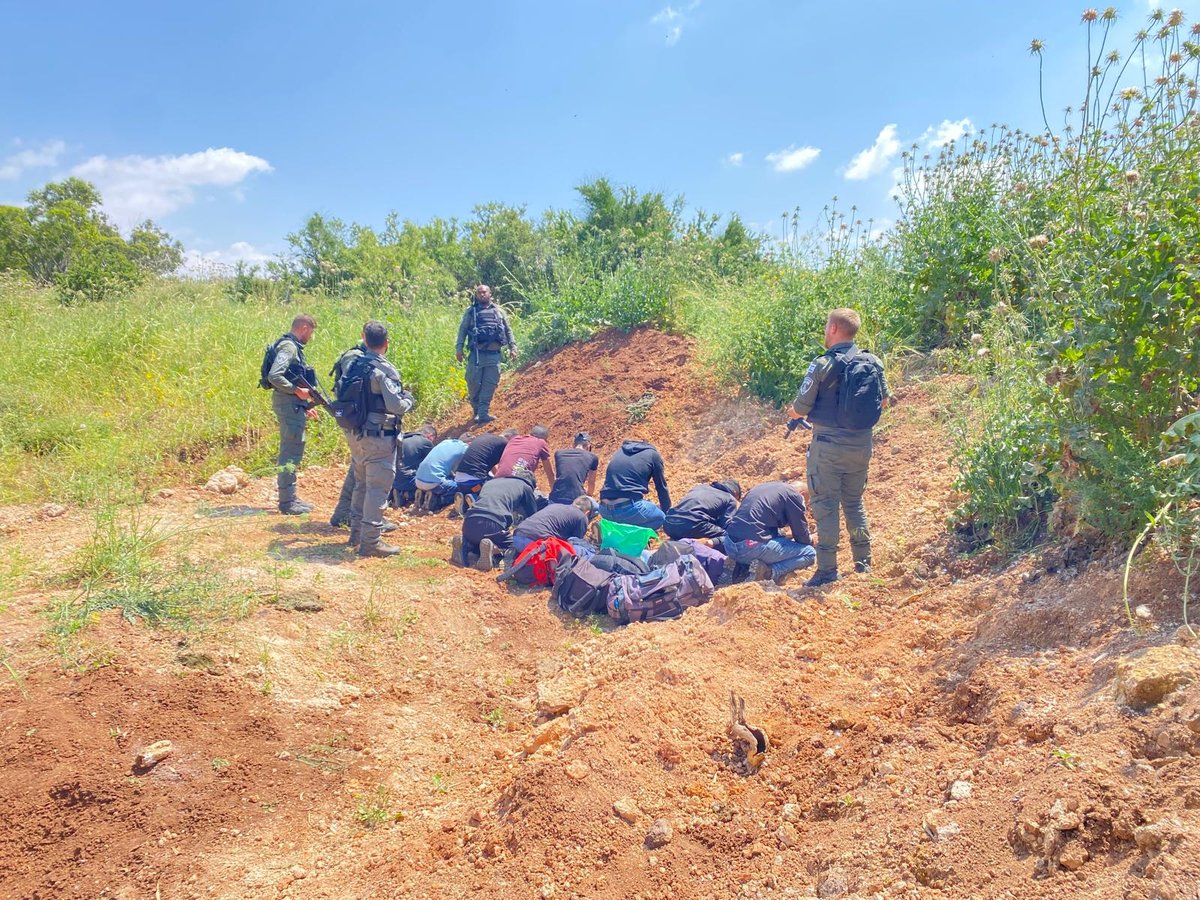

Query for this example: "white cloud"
[765,145,821,173]
[921,117,973,149]
[0,139,66,180]
[70,147,272,224]
[650,1,700,46]
[179,240,274,277]
[725,151,744,167]
[844,124,901,181]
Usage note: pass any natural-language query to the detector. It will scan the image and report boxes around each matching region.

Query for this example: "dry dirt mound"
[0,328,1198,899]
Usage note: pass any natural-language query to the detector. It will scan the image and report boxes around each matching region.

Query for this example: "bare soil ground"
[1,328,1198,899]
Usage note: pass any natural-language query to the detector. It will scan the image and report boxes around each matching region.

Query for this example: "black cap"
[574,431,591,445]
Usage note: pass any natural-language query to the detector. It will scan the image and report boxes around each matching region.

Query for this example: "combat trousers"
[272,391,308,505]
[332,468,355,523]
[806,435,873,573]
[465,350,501,418]
[349,432,398,549]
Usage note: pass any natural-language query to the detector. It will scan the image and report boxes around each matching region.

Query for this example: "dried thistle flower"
[1028,234,1051,250]
[988,247,1006,264]
[1125,170,1140,183]
[1081,8,1098,23]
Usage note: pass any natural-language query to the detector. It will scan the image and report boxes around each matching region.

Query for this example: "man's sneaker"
[751,560,773,582]
[330,514,349,528]
[854,560,872,574]
[475,414,496,425]
[805,569,840,588]
[279,501,311,516]
[451,493,466,519]
[358,542,401,558]
[450,535,466,567]
[475,538,496,572]
[380,521,398,534]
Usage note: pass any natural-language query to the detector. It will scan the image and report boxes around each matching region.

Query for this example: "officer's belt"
[362,427,400,437]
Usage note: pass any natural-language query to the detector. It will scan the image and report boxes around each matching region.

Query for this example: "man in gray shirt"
[266,313,318,515]
[347,321,414,557]
[455,284,516,424]
[790,307,889,587]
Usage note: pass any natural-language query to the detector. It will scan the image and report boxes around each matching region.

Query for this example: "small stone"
[540,883,556,898]
[1134,822,1169,851]
[948,780,973,802]
[565,760,590,781]
[1135,604,1153,621]
[644,818,673,849]
[135,740,174,770]
[1114,646,1198,709]
[156,489,175,500]
[922,809,960,842]
[776,822,799,849]
[781,803,800,822]
[289,865,307,880]
[817,868,850,898]
[41,503,67,519]
[614,798,640,823]
[1059,842,1088,871]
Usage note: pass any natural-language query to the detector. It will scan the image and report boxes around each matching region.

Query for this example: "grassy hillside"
[0,277,464,503]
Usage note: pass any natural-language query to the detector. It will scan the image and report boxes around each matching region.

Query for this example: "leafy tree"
[0,177,183,299]
[126,221,183,275]
[0,205,30,272]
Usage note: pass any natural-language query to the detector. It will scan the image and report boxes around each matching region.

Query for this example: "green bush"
[896,9,1200,544]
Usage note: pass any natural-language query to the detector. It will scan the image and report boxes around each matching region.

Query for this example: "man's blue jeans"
[600,499,665,530]
[722,535,816,579]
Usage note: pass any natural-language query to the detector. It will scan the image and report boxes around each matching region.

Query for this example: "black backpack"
[834,348,885,430]
[330,354,375,432]
[259,335,299,390]
[553,556,619,617]
[589,549,651,576]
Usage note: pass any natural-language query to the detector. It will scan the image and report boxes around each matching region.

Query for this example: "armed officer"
[455,284,517,424]
[345,321,414,557]
[789,307,889,587]
[265,313,318,515]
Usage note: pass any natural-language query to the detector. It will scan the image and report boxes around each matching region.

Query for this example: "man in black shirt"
[723,481,816,585]
[453,471,538,572]
[452,429,515,516]
[663,480,741,543]
[548,432,599,505]
[598,440,671,530]
[512,496,597,553]
[390,424,438,508]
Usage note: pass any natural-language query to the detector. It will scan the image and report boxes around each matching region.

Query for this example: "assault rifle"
[289,369,337,419]
[784,417,813,440]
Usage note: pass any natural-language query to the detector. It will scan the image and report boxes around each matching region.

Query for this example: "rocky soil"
[0,328,1197,899]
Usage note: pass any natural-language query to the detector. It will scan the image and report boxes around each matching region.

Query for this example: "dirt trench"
[0,328,1197,899]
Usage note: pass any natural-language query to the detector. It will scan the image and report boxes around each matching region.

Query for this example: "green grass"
[0,277,464,503]
[45,503,256,655]
[354,785,402,828]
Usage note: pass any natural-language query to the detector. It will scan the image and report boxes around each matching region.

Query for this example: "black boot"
[805,569,840,588]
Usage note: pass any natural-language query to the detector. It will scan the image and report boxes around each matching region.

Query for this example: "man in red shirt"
[495,425,555,489]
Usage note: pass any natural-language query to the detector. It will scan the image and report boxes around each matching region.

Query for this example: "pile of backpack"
[501,536,725,625]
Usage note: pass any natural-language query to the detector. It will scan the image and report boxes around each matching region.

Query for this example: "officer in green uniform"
[789,308,889,587]
[346,321,414,557]
[455,284,516,424]
[266,314,318,515]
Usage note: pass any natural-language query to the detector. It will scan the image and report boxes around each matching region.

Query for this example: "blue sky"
[1,1,1193,270]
